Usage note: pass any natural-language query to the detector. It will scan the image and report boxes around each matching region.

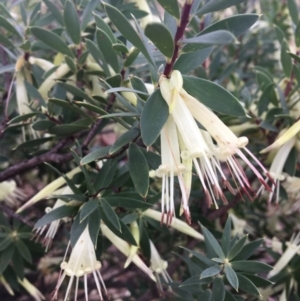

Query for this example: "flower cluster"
[157,70,272,224]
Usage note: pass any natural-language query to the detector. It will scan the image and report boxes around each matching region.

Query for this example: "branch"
[163,0,194,77]
[0,95,116,182]
[0,203,35,227]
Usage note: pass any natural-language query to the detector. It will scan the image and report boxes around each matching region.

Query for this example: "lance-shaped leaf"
[198,0,247,15]
[128,144,149,198]
[225,265,239,291]
[182,30,237,46]
[200,265,222,279]
[30,26,74,57]
[80,199,99,222]
[96,29,120,73]
[141,89,169,147]
[156,0,180,19]
[236,273,260,296]
[99,198,121,232]
[231,261,273,273]
[183,75,246,116]
[64,0,81,44]
[211,278,225,301]
[145,22,174,58]
[104,3,155,66]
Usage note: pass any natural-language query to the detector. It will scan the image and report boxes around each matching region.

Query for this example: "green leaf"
[12,251,24,279]
[201,265,222,279]
[182,30,236,45]
[281,39,292,78]
[221,217,232,256]
[128,144,149,198]
[224,291,237,301]
[156,0,180,19]
[197,290,212,301]
[96,29,120,73]
[0,237,12,252]
[183,75,246,116]
[180,247,215,267]
[64,0,81,44]
[94,14,117,43]
[32,120,56,131]
[145,22,174,58]
[8,112,44,124]
[88,208,101,246]
[80,199,99,222]
[48,124,89,135]
[198,0,247,15]
[76,102,107,116]
[70,213,88,247]
[201,225,225,259]
[0,33,14,48]
[257,83,276,116]
[236,273,260,296]
[0,244,14,274]
[141,89,169,146]
[104,3,155,66]
[184,14,259,52]
[124,47,140,67]
[112,43,129,53]
[65,56,77,73]
[80,146,111,165]
[104,197,152,209]
[288,0,299,25]
[284,147,297,176]
[15,240,32,264]
[102,217,138,246]
[211,278,225,301]
[30,26,74,57]
[295,23,300,48]
[240,273,274,287]
[13,137,54,151]
[86,39,110,75]
[0,15,21,37]
[99,198,121,232]
[228,235,248,260]
[225,265,239,291]
[231,261,273,273]
[35,205,78,228]
[233,239,263,260]
[43,0,64,25]
[173,47,213,74]
[93,160,118,191]
[109,127,140,154]
[48,98,92,119]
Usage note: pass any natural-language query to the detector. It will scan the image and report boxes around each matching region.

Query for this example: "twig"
[163,0,194,77]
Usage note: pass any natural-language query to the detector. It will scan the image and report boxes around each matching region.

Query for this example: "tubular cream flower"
[34,186,72,251]
[149,240,172,292]
[159,70,272,215]
[18,277,45,301]
[17,166,81,213]
[54,226,107,301]
[268,233,300,278]
[124,221,140,268]
[100,222,156,281]
[155,115,188,224]
[0,180,26,207]
[142,209,204,240]
[258,136,296,203]
[0,275,14,296]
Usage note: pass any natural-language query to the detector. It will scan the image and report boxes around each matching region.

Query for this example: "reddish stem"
[163,1,194,77]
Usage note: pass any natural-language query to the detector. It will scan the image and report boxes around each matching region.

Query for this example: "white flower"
[54,226,107,301]
[17,166,81,213]
[0,275,14,296]
[159,70,272,215]
[0,180,26,207]
[155,116,188,224]
[142,209,204,240]
[18,277,45,301]
[258,136,296,203]
[100,222,156,281]
[34,186,72,251]
[268,233,300,278]
[149,240,172,292]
